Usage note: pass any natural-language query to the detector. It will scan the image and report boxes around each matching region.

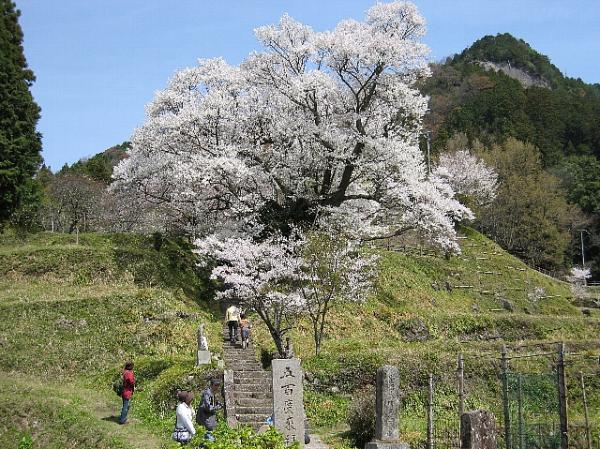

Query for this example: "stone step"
[234,397,272,407]
[226,364,264,371]
[233,384,272,395]
[234,391,272,400]
[227,356,258,363]
[223,350,259,358]
[234,379,271,388]
[236,406,273,415]
[234,380,271,387]
[225,362,262,368]
[223,346,257,352]
[237,413,271,423]
[229,365,264,370]
[225,359,264,369]
[234,377,270,384]
[223,356,260,363]
[234,371,271,380]
[227,368,265,374]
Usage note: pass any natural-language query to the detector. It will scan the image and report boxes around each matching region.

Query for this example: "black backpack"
[112,376,124,397]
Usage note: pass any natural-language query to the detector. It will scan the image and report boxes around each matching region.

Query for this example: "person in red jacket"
[119,361,135,425]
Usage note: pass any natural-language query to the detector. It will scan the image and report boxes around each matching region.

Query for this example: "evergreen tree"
[0,0,42,225]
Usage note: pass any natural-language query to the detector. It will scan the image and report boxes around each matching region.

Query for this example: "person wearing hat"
[196,378,223,438]
[172,391,196,444]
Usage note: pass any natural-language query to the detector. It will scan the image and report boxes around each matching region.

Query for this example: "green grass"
[0,230,224,448]
[1,227,599,449]
[0,374,151,449]
[251,227,600,448]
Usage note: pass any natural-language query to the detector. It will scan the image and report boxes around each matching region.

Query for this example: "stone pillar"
[461,410,497,449]
[196,323,211,366]
[365,365,409,449]
[223,369,237,427]
[272,358,305,448]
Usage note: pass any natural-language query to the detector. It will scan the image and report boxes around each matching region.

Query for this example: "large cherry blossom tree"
[113,2,472,352]
[113,1,470,248]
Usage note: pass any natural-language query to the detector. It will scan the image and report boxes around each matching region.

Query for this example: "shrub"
[304,391,349,429]
[18,435,33,449]
[188,421,296,449]
[145,363,222,416]
[346,385,376,448]
[260,348,275,369]
[133,357,175,383]
[305,352,383,393]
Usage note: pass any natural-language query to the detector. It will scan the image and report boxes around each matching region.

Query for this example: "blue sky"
[16,0,600,171]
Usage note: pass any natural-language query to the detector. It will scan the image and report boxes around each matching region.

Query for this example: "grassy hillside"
[0,231,223,449]
[0,228,598,449]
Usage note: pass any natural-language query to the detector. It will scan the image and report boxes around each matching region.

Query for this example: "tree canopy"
[114,1,470,250]
[0,0,42,225]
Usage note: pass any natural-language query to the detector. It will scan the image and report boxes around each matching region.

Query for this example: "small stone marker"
[461,410,497,449]
[365,365,409,449]
[272,358,305,448]
[196,323,211,366]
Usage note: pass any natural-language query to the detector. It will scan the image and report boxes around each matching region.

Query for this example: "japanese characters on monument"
[365,365,409,449]
[272,358,305,448]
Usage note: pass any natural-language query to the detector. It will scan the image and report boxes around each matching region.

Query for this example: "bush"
[188,421,296,449]
[260,348,275,369]
[305,352,383,393]
[148,364,222,416]
[304,391,349,429]
[346,385,376,448]
[133,357,175,384]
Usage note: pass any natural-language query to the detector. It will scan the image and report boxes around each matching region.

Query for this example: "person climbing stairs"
[222,326,273,429]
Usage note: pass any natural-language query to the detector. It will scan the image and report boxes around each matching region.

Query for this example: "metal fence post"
[427,373,434,449]
[501,344,511,449]
[579,372,592,449]
[556,343,569,449]
[517,375,524,449]
[458,353,465,419]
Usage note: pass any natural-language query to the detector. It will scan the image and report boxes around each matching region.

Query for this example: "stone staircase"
[222,327,273,429]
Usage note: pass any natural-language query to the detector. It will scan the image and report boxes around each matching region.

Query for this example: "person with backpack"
[196,378,222,440]
[119,361,135,425]
[172,391,196,444]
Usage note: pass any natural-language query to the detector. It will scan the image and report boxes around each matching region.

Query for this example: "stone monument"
[460,410,497,449]
[196,323,211,366]
[272,358,305,448]
[365,365,409,449]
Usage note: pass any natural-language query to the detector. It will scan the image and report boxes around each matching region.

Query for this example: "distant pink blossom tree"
[434,150,498,208]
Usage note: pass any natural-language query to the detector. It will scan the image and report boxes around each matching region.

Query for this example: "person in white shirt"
[225,304,241,343]
[172,391,196,444]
